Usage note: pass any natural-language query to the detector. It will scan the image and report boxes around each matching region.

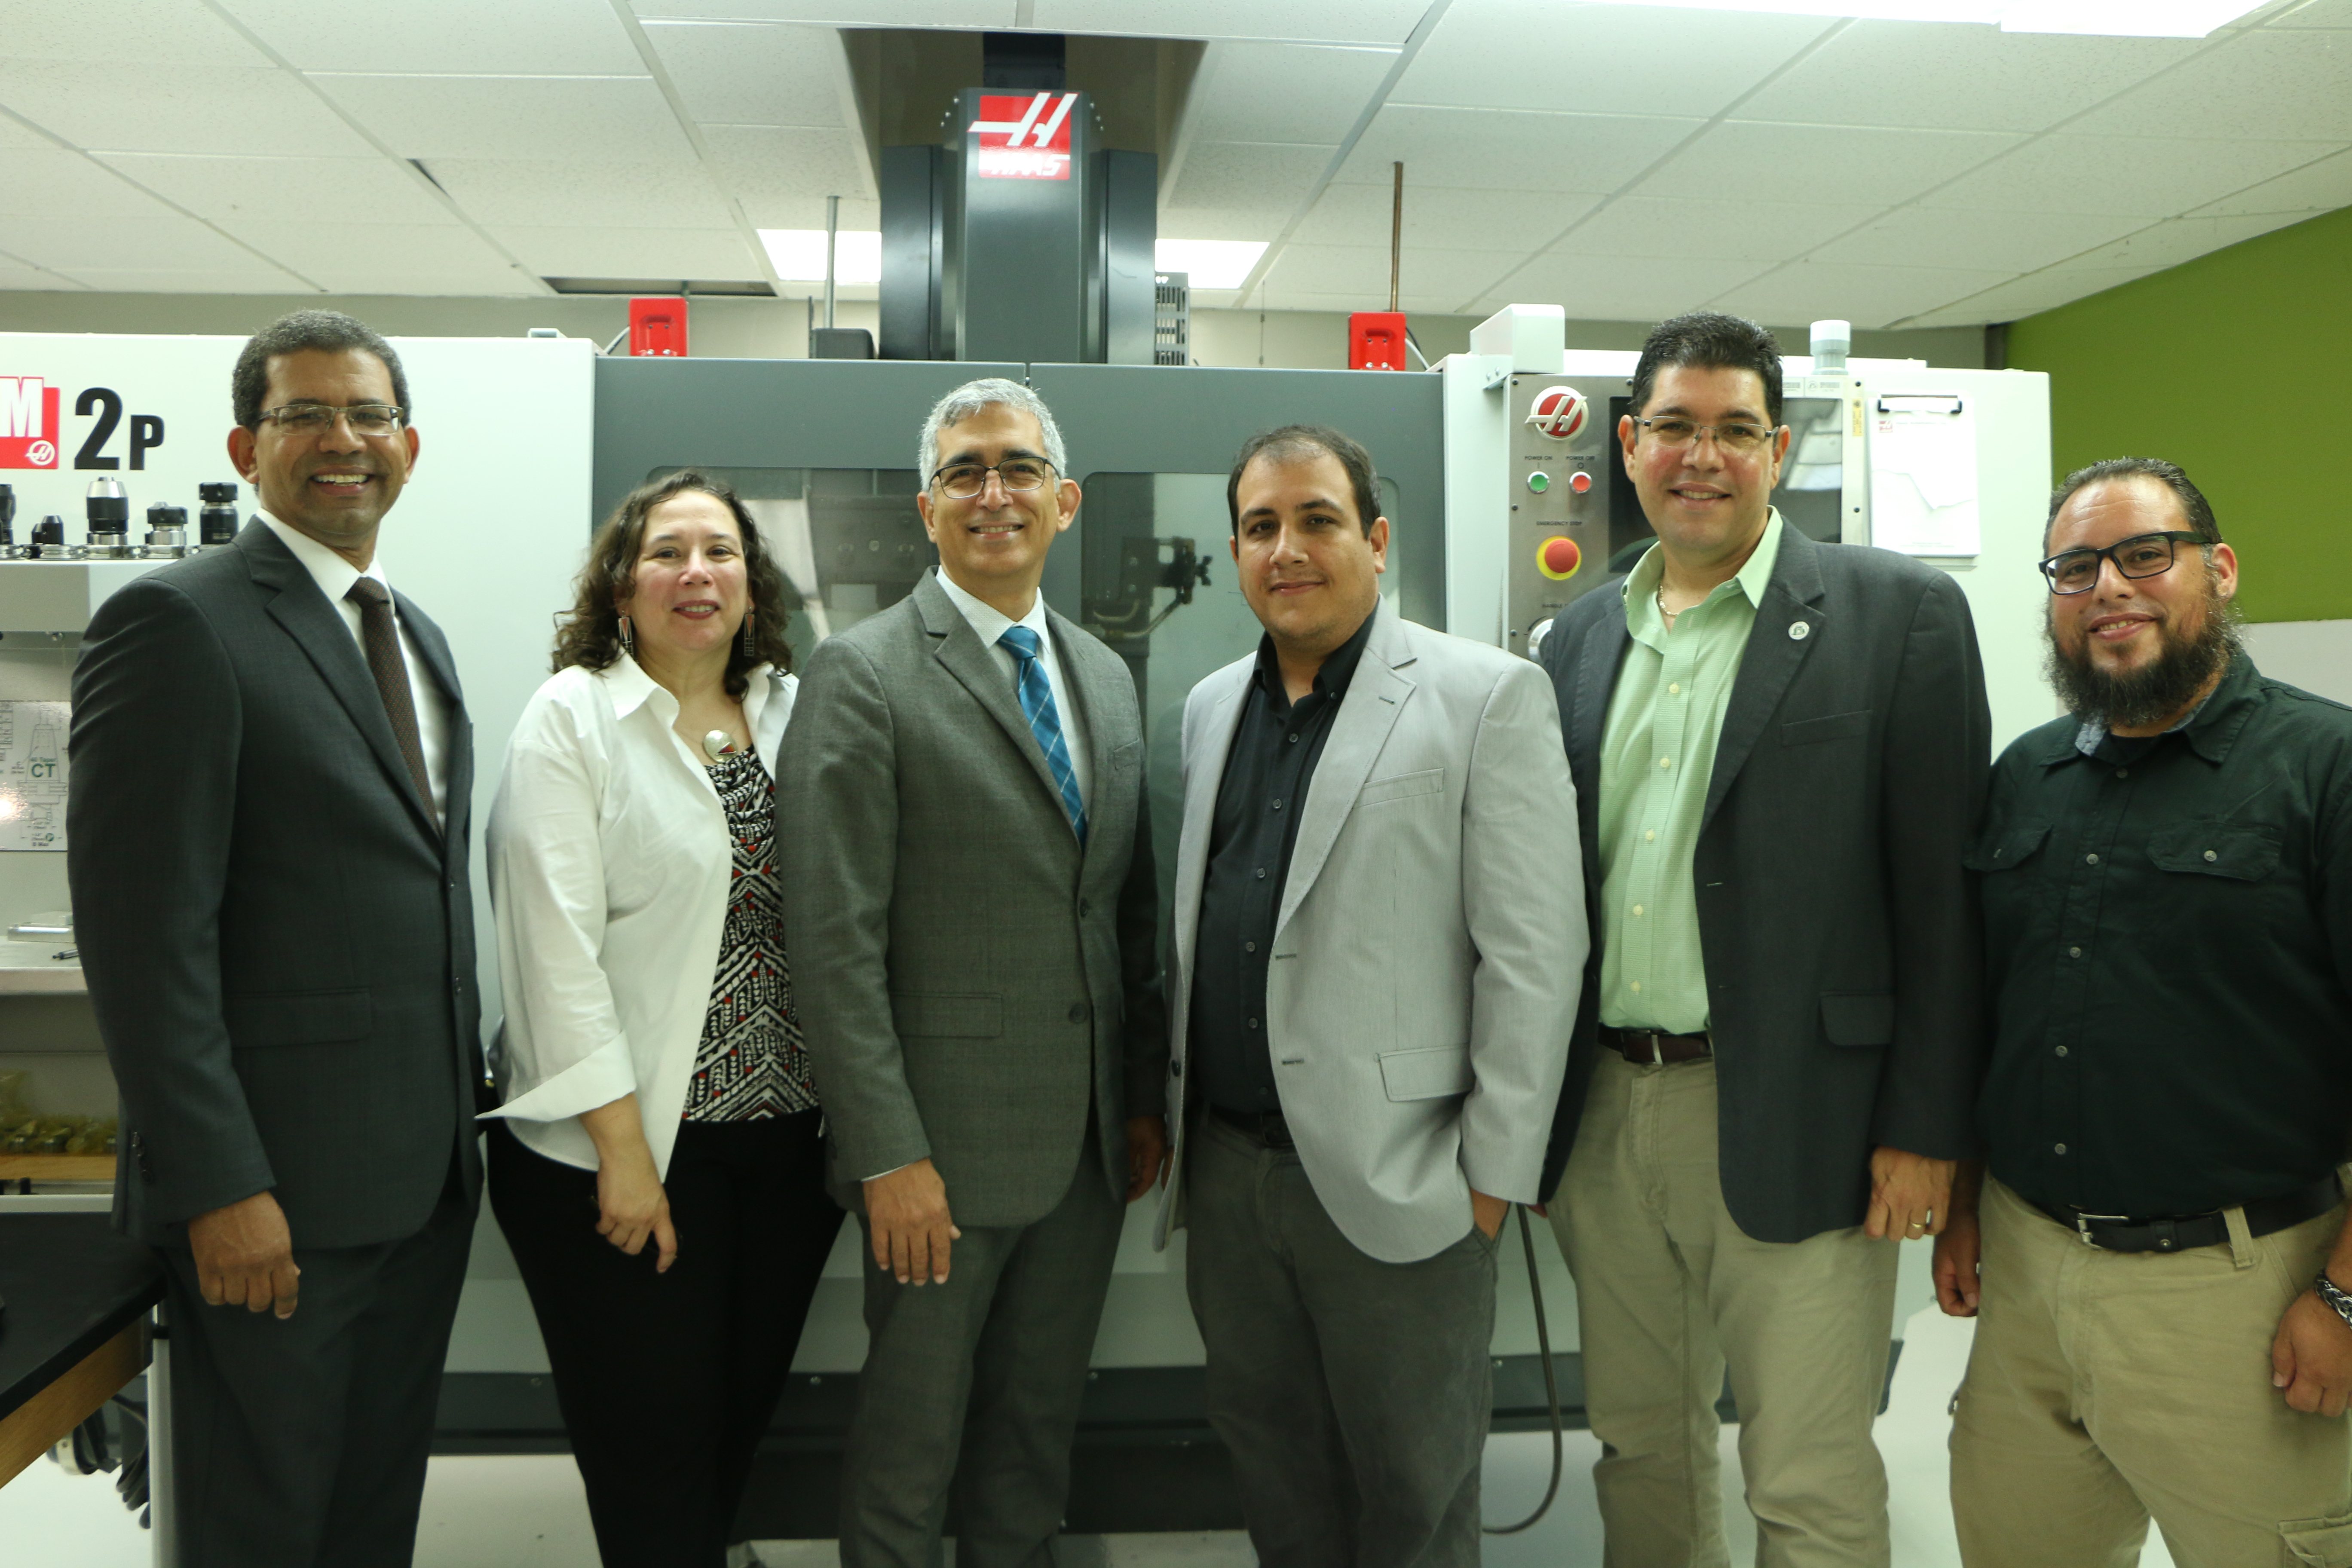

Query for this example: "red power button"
[1569,471,1593,493]
[1537,536,1581,581]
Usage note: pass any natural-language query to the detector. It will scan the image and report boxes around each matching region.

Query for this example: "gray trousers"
[161,1170,475,1568]
[838,1131,1124,1568]
[1184,1112,1499,1568]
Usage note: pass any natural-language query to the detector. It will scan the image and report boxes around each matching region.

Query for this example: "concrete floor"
[0,1306,2177,1567]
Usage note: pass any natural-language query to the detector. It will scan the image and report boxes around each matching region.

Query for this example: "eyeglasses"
[2039,530,2209,595]
[258,402,405,436]
[1629,416,1778,454]
[931,458,1054,499]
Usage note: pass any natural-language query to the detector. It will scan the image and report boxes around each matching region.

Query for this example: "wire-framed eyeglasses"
[1628,416,1778,453]
[2039,531,2210,595]
[930,458,1055,499]
[257,402,406,436]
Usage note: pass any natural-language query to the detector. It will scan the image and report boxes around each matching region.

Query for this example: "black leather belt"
[1601,1026,1713,1065]
[1211,1103,1295,1150]
[2031,1172,2343,1253]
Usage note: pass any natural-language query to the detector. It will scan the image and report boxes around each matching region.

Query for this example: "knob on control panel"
[1569,471,1592,494]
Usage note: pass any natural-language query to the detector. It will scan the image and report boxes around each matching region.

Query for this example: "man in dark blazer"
[778,377,1166,1568]
[69,310,480,1568]
[1534,312,1988,1566]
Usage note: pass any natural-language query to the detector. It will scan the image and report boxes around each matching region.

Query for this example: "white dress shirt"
[480,656,796,1176]
[932,568,1092,809]
[257,511,454,821]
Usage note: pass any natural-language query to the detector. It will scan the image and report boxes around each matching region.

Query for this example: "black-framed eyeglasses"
[258,402,405,436]
[1629,415,1778,454]
[2039,530,2209,595]
[930,458,1054,499]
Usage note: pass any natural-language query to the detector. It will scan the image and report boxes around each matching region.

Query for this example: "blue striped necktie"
[998,624,1087,844]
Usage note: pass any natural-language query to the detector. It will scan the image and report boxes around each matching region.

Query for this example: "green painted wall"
[2006,204,2352,624]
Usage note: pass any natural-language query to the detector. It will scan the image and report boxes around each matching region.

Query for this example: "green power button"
[1527,472,1551,494]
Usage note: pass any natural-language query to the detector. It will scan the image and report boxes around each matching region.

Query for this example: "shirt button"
[1247,1017,1260,1030]
[2203,849,2217,862]
[1287,733,1299,744]
[2054,1142,2068,1155]
[1630,981,1643,994]
[1668,682,1681,695]
[2068,946,2081,958]
[1658,756,1672,769]
[2116,769,2129,779]
[1255,867,1267,879]
[1244,940,1256,953]
[1632,904,1645,917]
[2055,1045,2069,1057]
[1645,829,1656,842]
[2085,853,2100,866]
[1272,798,1284,811]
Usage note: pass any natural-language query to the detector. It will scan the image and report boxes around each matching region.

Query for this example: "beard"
[2044,578,2241,732]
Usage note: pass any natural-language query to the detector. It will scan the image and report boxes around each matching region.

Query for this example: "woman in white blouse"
[483,469,839,1568]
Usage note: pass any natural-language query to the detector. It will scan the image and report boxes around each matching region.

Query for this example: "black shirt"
[1190,612,1375,1113]
[1973,653,2352,1216]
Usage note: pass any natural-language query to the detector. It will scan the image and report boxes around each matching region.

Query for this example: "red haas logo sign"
[971,93,1078,180]
[1525,386,1589,442]
[0,378,60,469]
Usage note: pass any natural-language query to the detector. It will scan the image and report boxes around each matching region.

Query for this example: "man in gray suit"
[778,377,1166,1568]
[1534,313,1989,1565]
[69,310,480,1568]
[1157,425,1585,1568]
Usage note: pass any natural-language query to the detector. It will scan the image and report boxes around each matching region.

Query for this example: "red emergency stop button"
[1569,471,1593,494]
[1537,535,1581,581]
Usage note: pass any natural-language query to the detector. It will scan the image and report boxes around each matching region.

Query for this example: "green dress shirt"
[1596,511,1786,1033]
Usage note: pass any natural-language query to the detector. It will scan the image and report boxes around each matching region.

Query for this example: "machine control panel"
[1506,373,1620,660]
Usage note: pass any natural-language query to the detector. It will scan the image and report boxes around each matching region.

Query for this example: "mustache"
[2044,583,2241,731]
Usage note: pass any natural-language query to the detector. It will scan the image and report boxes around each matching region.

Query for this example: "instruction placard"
[0,700,68,851]
[1871,395,1981,557]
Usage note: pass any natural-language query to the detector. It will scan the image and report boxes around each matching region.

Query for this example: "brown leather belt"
[1601,1026,1713,1065]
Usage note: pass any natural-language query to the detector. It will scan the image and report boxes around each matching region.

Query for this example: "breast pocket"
[1779,709,1873,747]
[1964,821,2050,874]
[1359,768,1444,808]
[2147,820,2282,882]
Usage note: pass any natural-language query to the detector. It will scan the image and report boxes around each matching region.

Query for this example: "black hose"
[1483,1204,1564,1535]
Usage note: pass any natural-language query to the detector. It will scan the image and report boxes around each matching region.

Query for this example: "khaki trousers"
[1552,1053,1899,1568]
[1950,1176,2352,1568]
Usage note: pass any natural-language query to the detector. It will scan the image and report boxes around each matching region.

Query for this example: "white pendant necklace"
[701,729,736,762]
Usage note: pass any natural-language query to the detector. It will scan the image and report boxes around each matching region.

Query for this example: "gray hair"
[916,377,1069,483]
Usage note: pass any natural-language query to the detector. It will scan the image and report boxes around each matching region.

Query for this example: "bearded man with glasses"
[1530,312,1991,1566]
[1938,456,2352,1568]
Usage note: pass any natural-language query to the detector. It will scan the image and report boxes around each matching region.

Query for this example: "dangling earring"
[618,614,634,653]
[740,608,755,658]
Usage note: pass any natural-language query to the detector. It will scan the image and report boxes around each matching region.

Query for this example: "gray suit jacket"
[778,570,1166,1229]
[1534,524,1990,1243]
[68,522,482,1249]
[1157,601,1586,1264]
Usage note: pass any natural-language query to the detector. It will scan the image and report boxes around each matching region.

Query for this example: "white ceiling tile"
[93,153,459,227]
[220,0,643,74]
[0,260,82,291]
[422,158,738,230]
[0,150,187,220]
[628,0,1012,21]
[1261,243,1532,302]
[1395,2,1833,119]
[488,226,762,279]
[2,0,271,67]
[210,221,519,281]
[2264,0,2352,25]
[1,214,299,276]
[49,266,313,293]
[1034,0,1428,44]
[2046,211,2315,272]
[738,195,882,230]
[703,125,875,210]
[1344,106,1704,194]
[1167,141,1335,211]
[0,62,377,156]
[1557,196,1884,261]
[1920,133,2341,215]
[1711,260,2016,331]
[1904,266,2160,325]
[1487,253,1771,322]
[2186,147,2352,213]
[1638,121,2020,207]
[1736,21,2194,133]
[1156,205,1294,242]
[1804,207,2148,273]
[1295,183,1602,251]
[0,118,55,150]
[1183,43,1397,147]
[311,75,694,162]
[315,269,547,296]
[643,21,847,128]
[2063,29,2352,142]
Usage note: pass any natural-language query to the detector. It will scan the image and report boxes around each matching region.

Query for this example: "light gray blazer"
[778,570,1166,1230]
[1156,599,1587,1264]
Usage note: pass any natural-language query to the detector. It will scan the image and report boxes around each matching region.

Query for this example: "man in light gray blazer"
[1156,425,1586,1568]
[778,378,1166,1568]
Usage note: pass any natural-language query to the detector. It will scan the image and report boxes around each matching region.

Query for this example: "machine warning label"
[0,378,61,469]
[971,93,1077,180]
[0,701,68,851]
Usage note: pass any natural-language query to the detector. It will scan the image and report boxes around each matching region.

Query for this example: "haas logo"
[1,378,60,470]
[971,93,1078,181]
[1525,385,1588,442]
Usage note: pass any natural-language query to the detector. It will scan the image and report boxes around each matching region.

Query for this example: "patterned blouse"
[681,748,816,1122]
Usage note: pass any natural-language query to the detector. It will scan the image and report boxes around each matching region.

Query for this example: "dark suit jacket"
[778,570,1166,1229]
[68,521,481,1250]
[1535,524,1989,1243]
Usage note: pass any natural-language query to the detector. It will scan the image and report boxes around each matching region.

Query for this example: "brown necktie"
[344,577,435,821]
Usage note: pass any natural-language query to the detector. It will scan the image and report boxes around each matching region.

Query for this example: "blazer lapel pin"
[1788,621,1812,641]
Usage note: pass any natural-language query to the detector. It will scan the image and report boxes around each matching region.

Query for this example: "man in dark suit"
[70,309,480,1568]
[778,377,1166,1568]
[1534,312,1989,1565]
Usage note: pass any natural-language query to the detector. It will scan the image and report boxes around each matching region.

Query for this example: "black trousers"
[162,1156,476,1568]
[490,1111,841,1568]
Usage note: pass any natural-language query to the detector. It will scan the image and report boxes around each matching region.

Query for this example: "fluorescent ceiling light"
[1591,0,2264,37]
[1156,239,1267,289]
[759,230,881,284]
